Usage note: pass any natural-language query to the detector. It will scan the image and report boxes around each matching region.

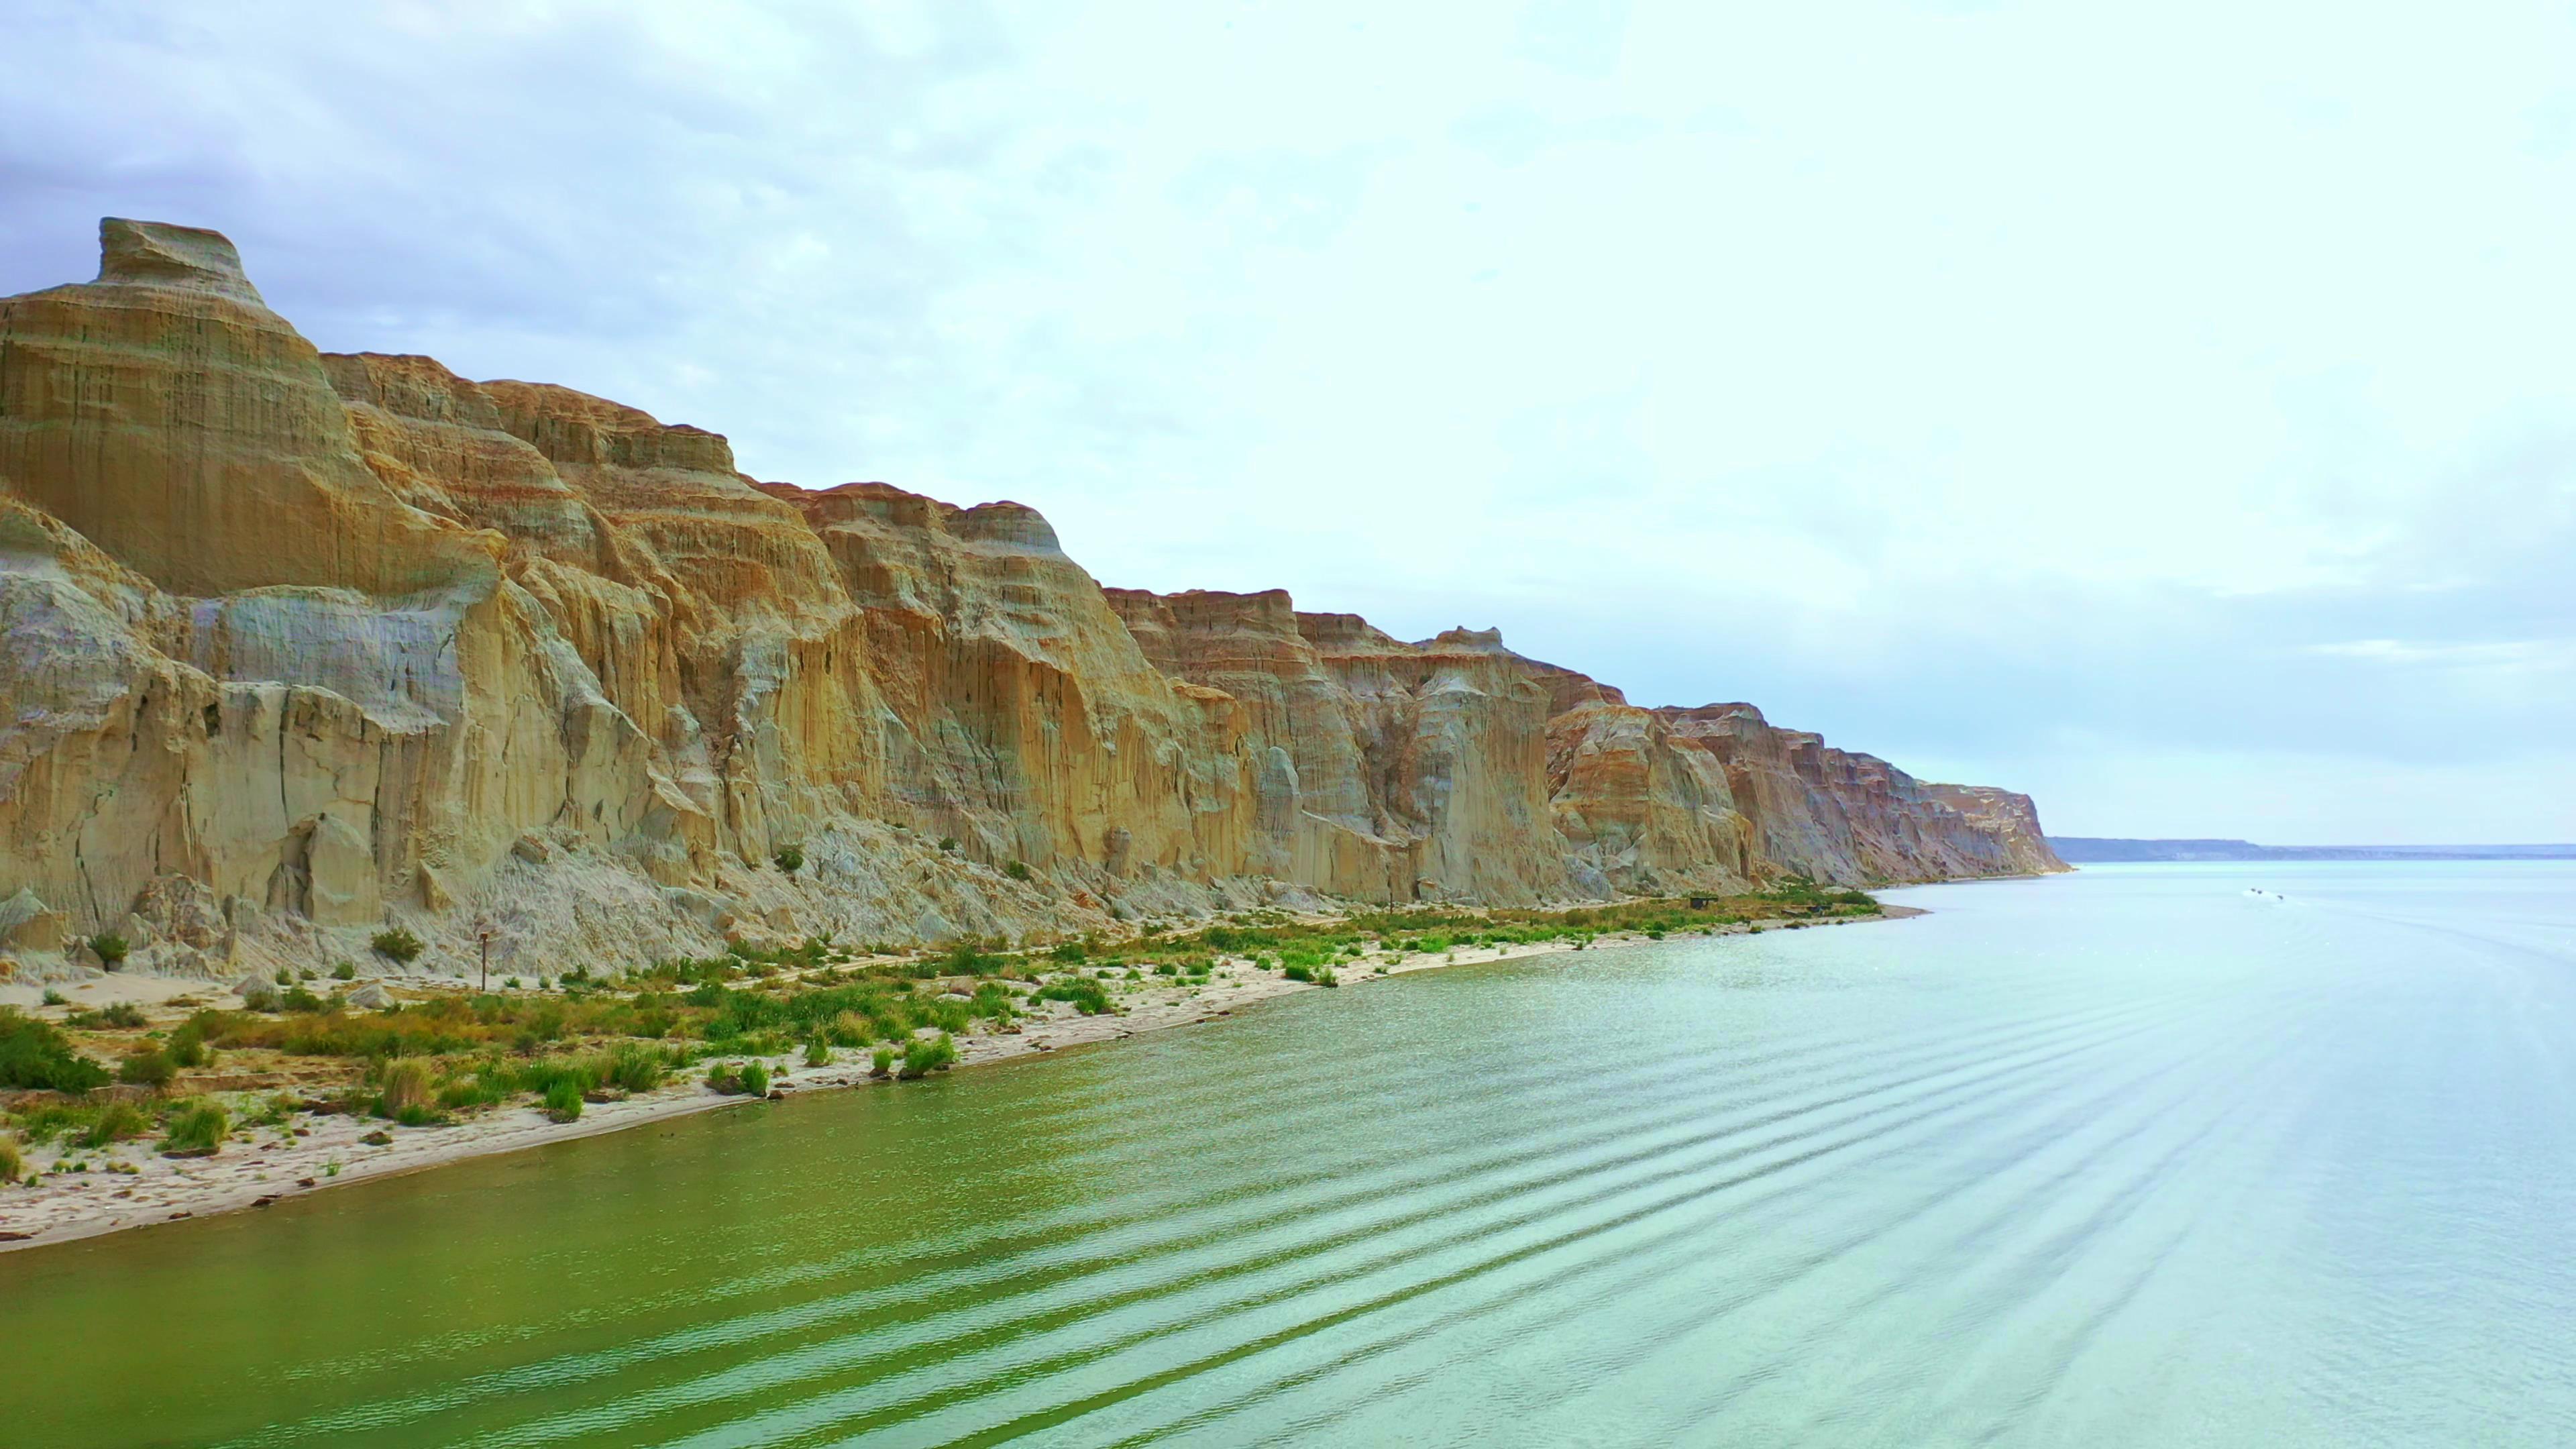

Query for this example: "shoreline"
[0,906,1922,1256]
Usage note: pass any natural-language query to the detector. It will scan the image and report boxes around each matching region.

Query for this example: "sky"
[3,0,2571,844]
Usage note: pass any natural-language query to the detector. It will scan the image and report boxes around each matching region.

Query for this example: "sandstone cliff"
[0,221,2063,983]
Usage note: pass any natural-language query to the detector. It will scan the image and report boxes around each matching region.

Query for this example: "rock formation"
[0,220,2063,983]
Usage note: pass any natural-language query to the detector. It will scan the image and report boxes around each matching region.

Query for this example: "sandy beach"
[0,908,1919,1254]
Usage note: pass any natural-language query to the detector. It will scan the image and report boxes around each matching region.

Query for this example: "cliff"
[0,220,2063,982]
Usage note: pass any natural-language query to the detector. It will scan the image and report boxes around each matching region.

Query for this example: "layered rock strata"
[0,220,2063,983]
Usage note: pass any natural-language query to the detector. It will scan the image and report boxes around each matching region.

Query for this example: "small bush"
[373,1059,437,1122]
[804,1038,831,1068]
[165,1022,209,1069]
[372,927,424,964]
[1035,979,1112,1014]
[0,1135,20,1182]
[773,845,805,874]
[604,1043,666,1093]
[898,1032,957,1079]
[0,1009,108,1093]
[739,1061,771,1096]
[117,1048,175,1089]
[96,1001,147,1029]
[80,1101,149,1149]
[542,1077,584,1123]
[40,989,66,1007]
[160,1101,230,1157]
[279,985,326,1013]
[870,1046,895,1077]
[938,837,959,853]
[1004,859,1032,881]
[1283,963,1316,983]
[331,961,357,981]
[89,933,129,969]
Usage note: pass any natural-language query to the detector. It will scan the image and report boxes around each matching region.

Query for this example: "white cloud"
[2308,639,2576,670]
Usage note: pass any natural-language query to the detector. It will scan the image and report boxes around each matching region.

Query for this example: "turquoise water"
[4,861,2572,1446]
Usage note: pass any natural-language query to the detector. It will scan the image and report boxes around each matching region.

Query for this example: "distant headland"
[2049,839,2576,863]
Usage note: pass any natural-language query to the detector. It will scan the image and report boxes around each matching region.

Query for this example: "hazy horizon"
[5,2,2569,843]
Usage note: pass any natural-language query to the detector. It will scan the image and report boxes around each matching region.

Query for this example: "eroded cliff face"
[0,221,2063,982]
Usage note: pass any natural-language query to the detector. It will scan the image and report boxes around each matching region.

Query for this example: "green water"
[5,862,2573,1447]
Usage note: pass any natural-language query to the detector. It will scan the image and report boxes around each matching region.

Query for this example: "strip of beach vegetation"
[0,880,1889,1250]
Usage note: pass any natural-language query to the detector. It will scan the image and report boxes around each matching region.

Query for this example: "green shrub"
[898,1032,957,1079]
[117,1048,175,1089]
[331,961,357,981]
[1047,940,1089,963]
[160,1101,229,1157]
[96,1001,146,1029]
[89,933,129,969]
[279,985,326,1013]
[804,1038,831,1068]
[773,845,805,874]
[938,837,958,853]
[0,1010,108,1093]
[1317,967,1340,988]
[1035,979,1112,1014]
[604,1043,667,1093]
[1283,963,1316,983]
[542,1077,584,1123]
[937,941,1006,977]
[165,1021,210,1069]
[967,982,1018,1024]
[704,1061,744,1093]
[437,1073,508,1112]
[1004,859,1032,881]
[739,1061,771,1097]
[80,1101,149,1149]
[372,927,424,964]
[871,1046,895,1077]
[0,1135,20,1182]
[40,989,66,1007]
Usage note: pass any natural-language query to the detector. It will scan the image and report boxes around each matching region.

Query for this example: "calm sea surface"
[6,861,2573,1448]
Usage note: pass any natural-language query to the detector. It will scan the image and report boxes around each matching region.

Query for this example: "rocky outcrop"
[0,220,2063,982]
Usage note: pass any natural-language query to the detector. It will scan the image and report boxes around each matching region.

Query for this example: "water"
[6,862,2573,1447]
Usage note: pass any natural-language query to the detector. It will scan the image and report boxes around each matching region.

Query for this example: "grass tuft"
[898,1032,958,1079]
[117,1048,175,1089]
[160,1100,229,1157]
[542,1077,584,1123]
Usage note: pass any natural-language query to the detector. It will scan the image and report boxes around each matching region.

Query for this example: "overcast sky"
[5,1,2571,843]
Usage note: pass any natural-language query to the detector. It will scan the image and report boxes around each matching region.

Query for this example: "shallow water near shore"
[6,861,2573,1447]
